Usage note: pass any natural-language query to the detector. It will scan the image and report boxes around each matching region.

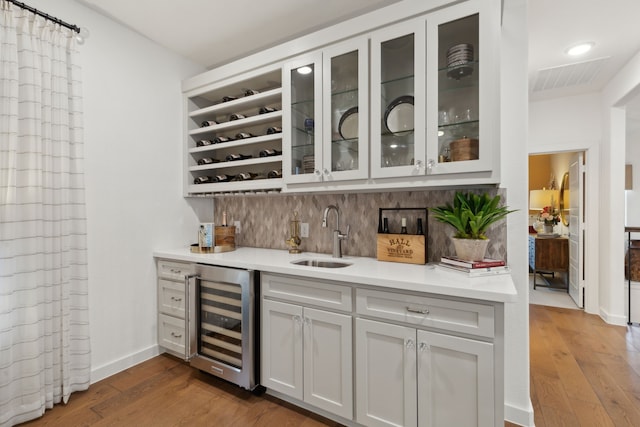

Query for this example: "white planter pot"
[451,237,489,262]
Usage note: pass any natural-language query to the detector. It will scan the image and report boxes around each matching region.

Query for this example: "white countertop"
[153,247,518,303]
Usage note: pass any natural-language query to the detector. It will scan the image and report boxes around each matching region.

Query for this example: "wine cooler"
[187,264,258,390]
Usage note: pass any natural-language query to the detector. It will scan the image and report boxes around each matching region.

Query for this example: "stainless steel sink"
[291,259,352,268]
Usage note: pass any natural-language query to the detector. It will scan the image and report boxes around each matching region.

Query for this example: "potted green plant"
[430,192,515,261]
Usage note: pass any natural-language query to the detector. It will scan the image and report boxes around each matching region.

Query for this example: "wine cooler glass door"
[283,53,323,184]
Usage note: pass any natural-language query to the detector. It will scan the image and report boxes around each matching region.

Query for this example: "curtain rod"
[7,0,80,33]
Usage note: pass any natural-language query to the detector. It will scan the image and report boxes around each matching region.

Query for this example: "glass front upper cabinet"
[322,38,368,182]
[370,19,426,179]
[283,38,367,185]
[426,0,497,175]
[283,53,323,184]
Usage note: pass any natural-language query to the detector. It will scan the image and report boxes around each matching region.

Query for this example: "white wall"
[27,0,209,381]
[528,93,602,315]
[602,49,640,325]
[501,0,533,425]
[626,126,640,225]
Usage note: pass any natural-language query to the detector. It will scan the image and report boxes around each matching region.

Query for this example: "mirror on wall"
[559,171,569,226]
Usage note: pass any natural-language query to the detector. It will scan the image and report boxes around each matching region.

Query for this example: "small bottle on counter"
[400,218,408,234]
[416,218,424,235]
[222,211,228,227]
[382,217,389,233]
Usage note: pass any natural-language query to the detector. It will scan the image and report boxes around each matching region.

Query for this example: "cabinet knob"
[405,339,415,349]
[170,332,182,338]
[314,169,322,176]
[292,314,303,324]
[414,160,423,170]
[323,168,330,176]
[426,159,435,175]
[419,342,429,352]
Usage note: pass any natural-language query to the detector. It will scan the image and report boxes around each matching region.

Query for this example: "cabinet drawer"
[356,288,494,338]
[262,273,352,312]
[157,260,193,281]
[158,313,186,358]
[158,279,186,318]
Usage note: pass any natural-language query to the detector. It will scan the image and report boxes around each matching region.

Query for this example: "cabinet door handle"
[426,159,435,175]
[406,339,415,349]
[171,296,182,302]
[406,306,429,314]
[171,332,182,338]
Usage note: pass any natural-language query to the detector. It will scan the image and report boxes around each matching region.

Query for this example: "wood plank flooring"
[20,304,640,427]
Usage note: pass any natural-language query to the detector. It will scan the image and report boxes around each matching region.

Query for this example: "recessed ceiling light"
[297,66,312,75]
[566,42,594,57]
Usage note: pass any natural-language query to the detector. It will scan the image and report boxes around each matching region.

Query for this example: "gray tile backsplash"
[211,188,507,263]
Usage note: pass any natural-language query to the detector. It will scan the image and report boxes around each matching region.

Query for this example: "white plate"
[384,95,414,134]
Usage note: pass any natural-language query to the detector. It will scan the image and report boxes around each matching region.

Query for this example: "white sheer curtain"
[0,2,90,426]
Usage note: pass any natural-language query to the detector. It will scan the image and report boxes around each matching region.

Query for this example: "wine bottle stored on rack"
[225,153,252,162]
[194,176,213,184]
[213,174,232,182]
[197,157,220,165]
[235,132,254,139]
[196,139,213,147]
[266,126,282,134]
[267,170,282,179]
[213,135,232,144]
[259,148,282,157]
[200,120,218,127]
[231,172,259,181]
[259,106,277,114]
[229,113,246,121]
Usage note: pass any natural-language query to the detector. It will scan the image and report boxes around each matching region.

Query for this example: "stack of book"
[437,256,509,276]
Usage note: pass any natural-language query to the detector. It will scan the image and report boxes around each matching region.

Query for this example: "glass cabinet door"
[426,0,497,175]
[322,38,368,181]
[283,52,323,183]
[371,19,426,179]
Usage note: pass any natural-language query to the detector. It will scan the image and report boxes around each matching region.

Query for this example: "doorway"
[528,151,586,309]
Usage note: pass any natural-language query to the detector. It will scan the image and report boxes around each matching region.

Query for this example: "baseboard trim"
[504,401,535,426]
[599,307,628,326]
[90,344,160,384]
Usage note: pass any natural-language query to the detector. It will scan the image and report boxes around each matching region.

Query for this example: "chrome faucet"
[322,205,349,258]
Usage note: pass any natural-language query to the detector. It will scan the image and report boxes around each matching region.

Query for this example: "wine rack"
[185,65,283,196]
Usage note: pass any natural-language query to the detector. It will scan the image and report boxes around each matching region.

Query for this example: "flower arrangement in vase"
[537,205,560,233]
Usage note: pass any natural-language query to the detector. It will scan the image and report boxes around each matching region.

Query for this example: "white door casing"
[568,152,585,308]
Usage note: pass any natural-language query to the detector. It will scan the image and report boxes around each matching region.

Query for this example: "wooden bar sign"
[376,207,427,265]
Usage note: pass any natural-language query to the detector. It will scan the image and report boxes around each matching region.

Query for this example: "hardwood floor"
[528,304,640,427]
[20,304,640,426]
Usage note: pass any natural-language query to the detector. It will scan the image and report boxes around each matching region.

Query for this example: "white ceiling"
[77,0,640,103]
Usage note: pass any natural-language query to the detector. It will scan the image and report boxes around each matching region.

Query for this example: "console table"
[529,235,569,291]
